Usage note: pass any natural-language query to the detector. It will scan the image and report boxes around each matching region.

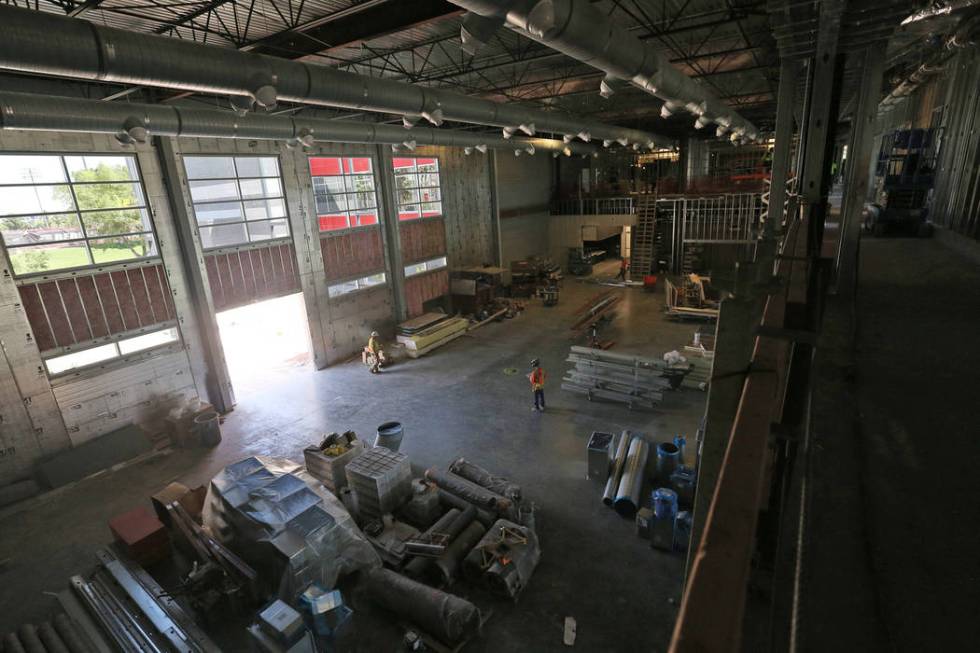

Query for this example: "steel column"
[155,137,235,412]
[767,59,801,238]
[835,46,886,297]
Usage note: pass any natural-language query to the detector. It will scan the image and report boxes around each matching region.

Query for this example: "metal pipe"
[0,4,664,147]
[52,614,95,653]
[602,430,632,506]
[437,489,497,527]
[15,626,45,653]
[403,508,463,580]
[3,632,27,653]
[425,468,512,514]
[0,91,597,155]
[364,568,482,646]
[614,436,650,517]
[448,458,522,501]
[37,623,71,653]
[447,0,758,139]
[431,521,488,586]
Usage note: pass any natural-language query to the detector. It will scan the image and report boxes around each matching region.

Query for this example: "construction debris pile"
[588,431,698,554]
[9,425,542,653]
[510,255,561,297]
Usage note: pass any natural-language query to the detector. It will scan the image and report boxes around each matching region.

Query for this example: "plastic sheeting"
[203,456,379,600]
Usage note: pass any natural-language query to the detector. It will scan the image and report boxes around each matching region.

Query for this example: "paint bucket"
[193,411,221,447]
[655,441,680,483]
[374,421,404,452]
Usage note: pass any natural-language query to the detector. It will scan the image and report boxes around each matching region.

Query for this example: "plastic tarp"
[203,456,379,599]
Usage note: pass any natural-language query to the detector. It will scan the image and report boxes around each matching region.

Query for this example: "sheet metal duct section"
[448,0,760,141]
[0,91,599,155]
[0,4,663,148]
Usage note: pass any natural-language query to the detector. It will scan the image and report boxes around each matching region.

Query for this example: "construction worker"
[616,256,629,281]
[365,331,384,373]
[528,358,547,412]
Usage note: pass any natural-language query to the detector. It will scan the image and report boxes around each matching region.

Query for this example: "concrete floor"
[853,235,980,650]
[0,267,706,652]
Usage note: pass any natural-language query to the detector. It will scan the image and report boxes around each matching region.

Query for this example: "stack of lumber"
[561,346,671,409]
[570,290,622,335]
[396,313,469,358]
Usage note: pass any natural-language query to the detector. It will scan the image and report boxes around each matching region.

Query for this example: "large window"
[44,326,180,376]
[393,157,442,221]
[309,157,379,232]
[327,272,387,298]
[0,154,157,276]
[184,156,289,249]
[404,256,448,278]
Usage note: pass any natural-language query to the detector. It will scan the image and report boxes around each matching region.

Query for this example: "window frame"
[327,271,388,298]
[0,153,159,278]
[392,157,443,222]
[308,156,381,233]
[183,154,291,250]
[43,325,182,378]
[404,255,448,279]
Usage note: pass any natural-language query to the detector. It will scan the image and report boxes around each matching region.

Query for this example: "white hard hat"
[371,331,379,337]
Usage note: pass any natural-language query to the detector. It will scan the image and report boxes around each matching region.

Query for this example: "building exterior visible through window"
[404,256,448,278]
[327,272,387,298]
[44,326,180,376]
[393,157,442,221]
[183,156,289,249]
[309,157,379,232]
[0,154,157,276]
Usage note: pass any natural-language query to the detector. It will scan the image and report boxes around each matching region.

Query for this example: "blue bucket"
[673,435,686,463]
[656,442,680,483]
[652,487,678,520]
[650,488,678,551]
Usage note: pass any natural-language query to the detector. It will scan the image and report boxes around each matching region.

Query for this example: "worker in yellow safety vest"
[528,358,547,412]
[365,331,385,373]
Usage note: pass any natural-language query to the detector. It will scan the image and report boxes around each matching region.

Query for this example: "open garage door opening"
[216,292,313,401]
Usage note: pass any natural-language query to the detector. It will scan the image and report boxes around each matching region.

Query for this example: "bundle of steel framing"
[561,346,672,409]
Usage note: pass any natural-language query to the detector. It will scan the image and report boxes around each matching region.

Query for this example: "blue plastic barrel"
[650,488,678,551]
[656,441,681,483]
[374,421,404,451]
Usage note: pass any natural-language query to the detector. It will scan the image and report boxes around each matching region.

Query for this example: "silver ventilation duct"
[0,5,663,149]
[446,0,760,141]
[0,91,599,155]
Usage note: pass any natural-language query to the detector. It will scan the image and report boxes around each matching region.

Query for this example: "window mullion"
[61,155,95,267]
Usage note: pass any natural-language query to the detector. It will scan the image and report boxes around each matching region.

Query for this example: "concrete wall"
[497,153,553,267]
[414,146,496,268]
[0,132,207,480]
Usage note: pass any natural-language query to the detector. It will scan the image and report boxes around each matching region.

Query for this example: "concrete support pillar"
[686,263,764,573]
[375,145,408,322]
[835,46,886,297]
[278,151,332,370]
[155,138,235,413]
[488,150,503,266]
[767,59,801,236]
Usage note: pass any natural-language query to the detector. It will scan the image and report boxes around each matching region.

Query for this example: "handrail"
[670,214,808,652]
[550,197,636,216]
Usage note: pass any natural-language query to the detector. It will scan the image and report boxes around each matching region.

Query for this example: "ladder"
[630,193,657,277]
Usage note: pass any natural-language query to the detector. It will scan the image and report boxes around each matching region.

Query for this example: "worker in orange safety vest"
[528,358,547,412]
